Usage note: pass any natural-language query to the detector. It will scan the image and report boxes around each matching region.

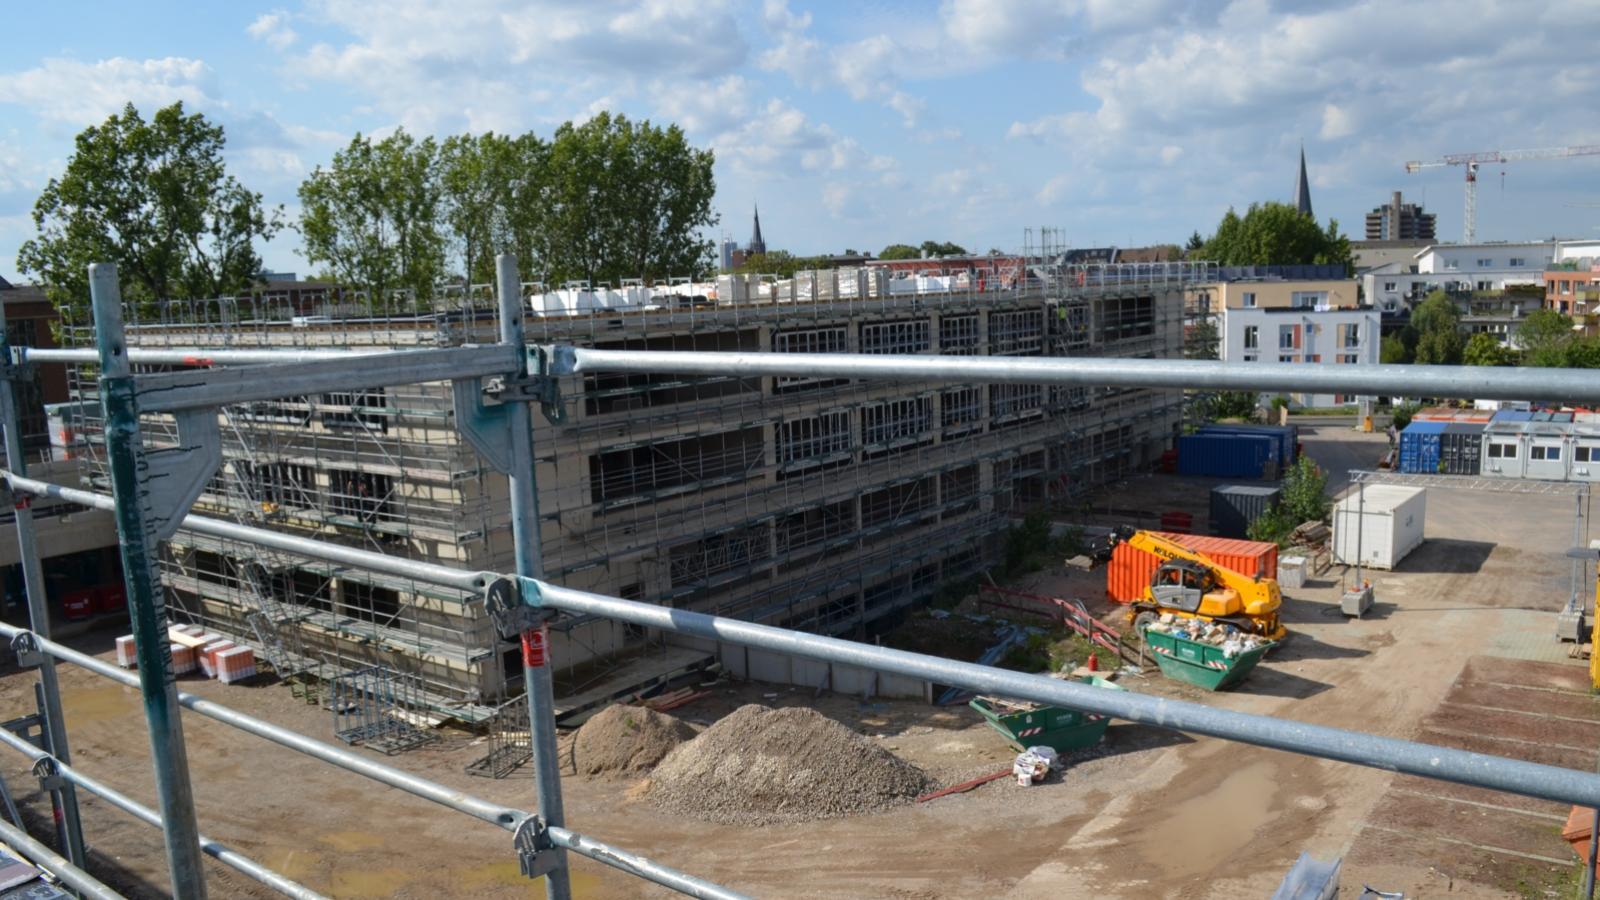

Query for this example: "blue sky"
[4,0,1600,284]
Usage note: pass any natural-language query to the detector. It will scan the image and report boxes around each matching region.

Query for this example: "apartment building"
[60,263,1201,717]
[1220,307,1381,408]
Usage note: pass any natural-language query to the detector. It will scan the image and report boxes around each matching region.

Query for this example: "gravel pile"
[647,704,931,825]
[572,705,697,777]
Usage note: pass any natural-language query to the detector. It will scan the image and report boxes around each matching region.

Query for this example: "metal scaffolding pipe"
[0,728,329,900]
[535,582,1600,809]
[90,262,209,900]
[550,347,1600,404]
[498,254,572,900]
[1,475,486,595]
[0,624,749,899]
[20,348,381,366]
[0,815,123,900]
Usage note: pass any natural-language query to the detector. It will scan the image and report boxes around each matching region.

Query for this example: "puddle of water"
[59,683,139,727]
[1142,761,1279,877]
[319,830,387,852]
[259,848,319,882]
[330,867,413,898]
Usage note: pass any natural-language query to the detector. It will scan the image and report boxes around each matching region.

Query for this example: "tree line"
[1381,290,1600,369]
[18,103,718,317]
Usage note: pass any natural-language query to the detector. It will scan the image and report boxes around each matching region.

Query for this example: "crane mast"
[1403,144,1600,243]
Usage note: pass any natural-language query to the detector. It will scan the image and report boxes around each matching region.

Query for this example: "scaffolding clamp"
[30,757,63,792]
[524,346,567,425]
[512,814,561,879]
[482,576,550,639]
[8,633,43,669]
[0,345,32,383]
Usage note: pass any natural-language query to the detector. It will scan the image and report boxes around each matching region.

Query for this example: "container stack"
[1178,424,1298,479]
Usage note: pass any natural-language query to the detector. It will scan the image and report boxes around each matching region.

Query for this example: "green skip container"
[969,675,1124,753]
[1143,627,1276,691]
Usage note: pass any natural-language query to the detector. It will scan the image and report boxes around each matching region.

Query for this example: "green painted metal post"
[89,263,209,899]
[0,309,88,871]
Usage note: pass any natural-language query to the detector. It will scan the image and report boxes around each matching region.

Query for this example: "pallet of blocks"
[216,647,256,683]
[169,643,197,675]
[198,640,235,678]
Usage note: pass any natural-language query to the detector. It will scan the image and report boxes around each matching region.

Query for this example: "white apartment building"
[1361,241,1556,312]
[1221,307,1381,409]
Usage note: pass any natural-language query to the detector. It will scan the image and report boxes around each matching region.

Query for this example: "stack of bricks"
[198,640,235,678]
[169,643,197,675]
[115,635,138,668]
[216,647,256,684]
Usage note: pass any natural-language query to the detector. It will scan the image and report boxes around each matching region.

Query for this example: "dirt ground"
[0,423,1595,899]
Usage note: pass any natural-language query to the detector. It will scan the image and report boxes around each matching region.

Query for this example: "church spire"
[748,204,766,255]
[1294,145,1314,218]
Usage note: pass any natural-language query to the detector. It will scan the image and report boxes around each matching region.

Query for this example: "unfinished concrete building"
[56,261,1208,719]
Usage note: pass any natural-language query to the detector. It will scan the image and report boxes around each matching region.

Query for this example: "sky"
[3,0,1600,284]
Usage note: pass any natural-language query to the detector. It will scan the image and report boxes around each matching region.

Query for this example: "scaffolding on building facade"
[52,261,1209,717]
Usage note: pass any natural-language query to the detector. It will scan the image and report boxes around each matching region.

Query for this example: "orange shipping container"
[1105,531,1279,603]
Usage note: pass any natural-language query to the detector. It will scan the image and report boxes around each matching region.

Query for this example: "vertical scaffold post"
[90,263,209,899]
[498,255,571,900]
[0,308,87,869]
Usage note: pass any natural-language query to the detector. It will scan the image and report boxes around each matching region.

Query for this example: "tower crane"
[1404,144,1600,243]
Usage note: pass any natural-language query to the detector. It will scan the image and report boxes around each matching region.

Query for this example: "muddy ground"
[0,425,1593,898]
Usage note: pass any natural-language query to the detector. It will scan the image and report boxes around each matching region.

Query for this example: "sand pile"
[572,705,696,777]
[647,704,931,825]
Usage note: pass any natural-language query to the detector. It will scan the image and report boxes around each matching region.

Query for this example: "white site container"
[1332,485,1426,571]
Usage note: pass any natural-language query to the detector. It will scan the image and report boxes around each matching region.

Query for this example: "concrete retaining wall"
[669,635,933,702]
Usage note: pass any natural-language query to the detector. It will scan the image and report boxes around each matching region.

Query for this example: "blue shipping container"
[1178,434,1275,479]
[1197,424,1297,465]
[1399,420,1447,474]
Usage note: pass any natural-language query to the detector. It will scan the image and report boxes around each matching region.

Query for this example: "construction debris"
[648,705,931,825]
[1145,614,1269,658]
[573,704,696,777]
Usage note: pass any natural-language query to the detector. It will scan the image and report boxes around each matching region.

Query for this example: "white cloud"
[247,11,298,50]
[713,99,894,179]
[0,57,218,124]
[1160,145,1183,165]
[1320,103,1354,139]
[292,0,748,131]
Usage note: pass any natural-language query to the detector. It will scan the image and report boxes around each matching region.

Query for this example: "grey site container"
[1210,483,1282,539]
[1439,422,1485,476]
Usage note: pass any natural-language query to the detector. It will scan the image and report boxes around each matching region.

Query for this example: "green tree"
[1567,338,1600,368]
[735,251,810,277]
[1410,291,1463,365]
[1185,320,1219,360]
[1516,307,1576,367]
[299,129,445,307]
[1389,402,1419,430]
[539,112,716,284]
[1200,391,1259,422]
[920,240,968,257]
[1280,457,1331,524]
[1185,230,1205,253]
[1379,335,1411,364]
[1197,202,1352,269]
[438,131,531,285]
[878,243,920,260]
[1462,332,1515,366]
[18,102,281,320]
[1248,458,1331,546]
